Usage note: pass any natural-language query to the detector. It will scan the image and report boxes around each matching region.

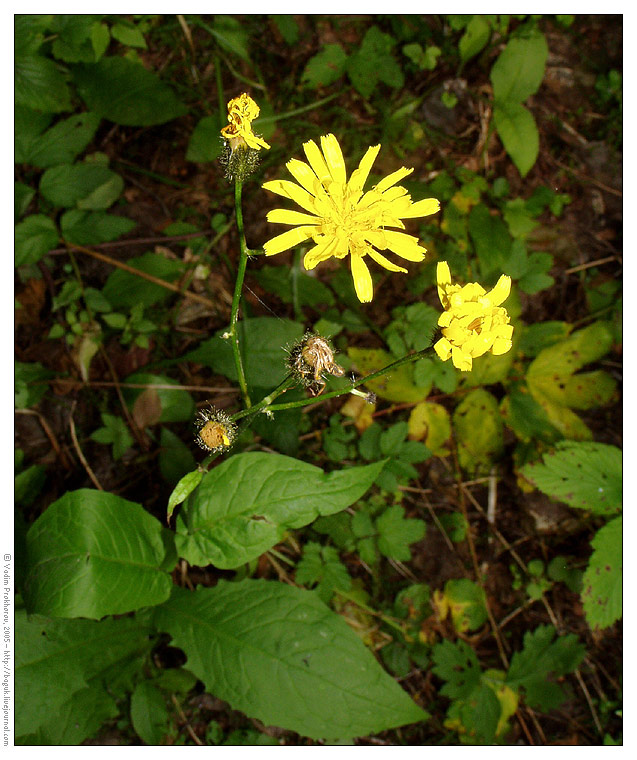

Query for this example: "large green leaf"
[61,209,136,245]
[15,609,153,737]
[186,317,304,389]
[581,516,622,630]
[490,30,548,102]
[493,101,539,178]
[14,105,52,162]
[24,489,175,618]
[39,163,123,209]
[73,57,187,126]
[186,113,224,162]
[348,347,429,403]
[467,203,512,282]
[176,452,385,568]
[521,442,621,516]
[154,581,427,740]
[123,372,195,425]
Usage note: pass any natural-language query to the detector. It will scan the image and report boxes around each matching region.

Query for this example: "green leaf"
[15,361,55,408]
[90,412,134,460]
[491,30,548,102]
[506,625,585,711]
[186,114,224,162]
[153,581,427,740]
[271,15,299,45]
[39,163,123,209]
[186,317,304,389]
[376,504,426,561]
[346,26,403,99]
[15,54,72,113]
[440,578,487,633]
[459,16,491,64]
[445,682,501,745]
[15,15,52,56]
[467,203,511,282]
[167,470,203,522]
[91,22,110,60]
[61,209,136,245]
[159,427,197,486]
[501,384,559,443]
[503,198,538,239]
[493,101,539,178]
[521,442,621,515]
[73,56,187,126]
[518,321,571,357]
[432,638,481,700]
[208,15,251,62]
[15,609,153,738]
[19,111,101,168]
[176,452,384,568]
[302,43,348,88]
[15,464,46,507]
[50,15,100,63]
[24,489,175,618]
[130,681,169,745]
[518,252,554,294]
[15,214,59,267]
[295,542,352,603]
[453,389,504,475]
[15,182,35,221]
[111,21,147,49]
[123,372,195,425]
[15,105,52,162]
[253,265,335,307]
[407,401,451,455]
[581,516,622,630]
[101,252,185,309]
[526,322,617,439]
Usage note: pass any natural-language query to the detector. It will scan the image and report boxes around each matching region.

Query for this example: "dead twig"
[170,694,204,746]
[68,403,103,491]
[15,408,73,469]
[63,240,217,310]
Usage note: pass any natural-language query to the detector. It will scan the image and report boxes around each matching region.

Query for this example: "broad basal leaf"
[39,163,123,209]
[16,609,153,737]
[154,581,427,740]
[493,101,539,178]
[24,489,175,618]
[453,389,503,475]
[176,452,384,568]
[348,348,427,403]
[491,29,548,103]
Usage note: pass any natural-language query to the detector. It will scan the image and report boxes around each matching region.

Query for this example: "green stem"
[230,180,251,408]
[263,346,437,413]
[254,91,343,125]
[232,374,296,423]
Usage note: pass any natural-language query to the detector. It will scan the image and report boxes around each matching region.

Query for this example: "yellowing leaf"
[408,401,451,455]
[340,394,375,433]
[453,389,504,475]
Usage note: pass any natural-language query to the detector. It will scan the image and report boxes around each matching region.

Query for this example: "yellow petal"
[263,226,317,256]
[382,230,427,262]
[267,208,321,225]
[492,337,513,355]
[451,346,472,371]
[367,249,408,273]
[320,134,347,185]
[434,337,452,362]
[350,254,373,303]
[286,158,321,195]
[262,179,318,214]
[375,166,413,193]
[483,274,512,307]
[348,144,381,195]
[400,197,440,219]
[243,132,270,150]
[302,139,331,184]
[304,237,339,269]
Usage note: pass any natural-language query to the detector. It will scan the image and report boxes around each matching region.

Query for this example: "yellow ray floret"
[220,93,270,151]
[262,134,439,302]
[434,261,514,371]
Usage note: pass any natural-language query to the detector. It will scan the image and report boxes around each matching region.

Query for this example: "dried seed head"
[287,332,345,396]
[194,406,237,453]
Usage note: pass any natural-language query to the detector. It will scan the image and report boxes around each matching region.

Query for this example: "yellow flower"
[261,134,439,303]
[434,261,513,371]
[220,93,270,151]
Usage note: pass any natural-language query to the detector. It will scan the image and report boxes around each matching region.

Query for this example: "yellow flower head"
[434,261,513,372]
[262,134,439,303]
[220,93,270,151]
